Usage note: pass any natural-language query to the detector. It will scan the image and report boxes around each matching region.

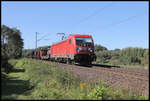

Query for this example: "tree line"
[94,44,149,66]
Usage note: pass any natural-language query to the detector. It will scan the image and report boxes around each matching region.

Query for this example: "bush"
[1,48,13,73]
[87,86,108,100]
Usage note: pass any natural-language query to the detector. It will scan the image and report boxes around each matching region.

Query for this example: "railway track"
[43,60,149,81]
[42,59,149,80]
[38,59,149,96]
[92,65,149,81]
[49,61,148,81]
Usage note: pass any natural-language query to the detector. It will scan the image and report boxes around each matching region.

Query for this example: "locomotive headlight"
[77,48,82,52]
[88,48,93,52]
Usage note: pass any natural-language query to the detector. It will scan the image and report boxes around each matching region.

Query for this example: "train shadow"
[92,63,120,68]
[74,64,93,68]
[74,63,120,68]
[11,68,25,73]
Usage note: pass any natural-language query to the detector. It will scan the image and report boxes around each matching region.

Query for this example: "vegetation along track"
[39,59,149,96]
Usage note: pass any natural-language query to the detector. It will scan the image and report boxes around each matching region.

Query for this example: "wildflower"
[80,82,87,90]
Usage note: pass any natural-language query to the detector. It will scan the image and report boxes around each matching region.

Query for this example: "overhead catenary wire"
[37,33,50,42]
[68,2,147,33]
[69,2,116,29]
[98,12,147,31]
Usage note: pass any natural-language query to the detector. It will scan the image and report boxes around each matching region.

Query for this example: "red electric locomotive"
[50,34,96,65]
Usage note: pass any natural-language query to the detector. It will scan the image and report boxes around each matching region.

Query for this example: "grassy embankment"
[1,58,148,100]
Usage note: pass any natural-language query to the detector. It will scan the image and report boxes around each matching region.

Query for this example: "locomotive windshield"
[75,37,92,47]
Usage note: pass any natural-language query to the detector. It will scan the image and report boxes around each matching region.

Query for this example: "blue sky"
[2,1,149,50]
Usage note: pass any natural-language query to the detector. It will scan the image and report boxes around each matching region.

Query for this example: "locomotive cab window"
[75,37,92,46]
[69,39,71,44]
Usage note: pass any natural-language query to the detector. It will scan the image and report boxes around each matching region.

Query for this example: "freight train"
[32,34,96,65]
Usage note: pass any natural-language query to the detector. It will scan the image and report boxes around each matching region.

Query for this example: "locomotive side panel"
[51,40,67,61]
[51,40,67,55]
[66,37,76,59]
[51,37,76,62]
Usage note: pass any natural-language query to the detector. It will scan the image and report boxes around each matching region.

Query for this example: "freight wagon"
[33,49,50,60]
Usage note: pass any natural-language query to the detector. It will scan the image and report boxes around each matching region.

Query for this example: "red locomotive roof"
[52,34,92,46]
[68,34,92,39]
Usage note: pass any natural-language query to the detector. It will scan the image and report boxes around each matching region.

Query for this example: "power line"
[37,32,62,42]
[36,32,64,47]
[69,2,115,29]
[98,12,147,31]
[79,3,115,24]
[43,38,51,40]
[37,33,50,42]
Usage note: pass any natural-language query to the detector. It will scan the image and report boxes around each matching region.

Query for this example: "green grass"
[1,58,148,100]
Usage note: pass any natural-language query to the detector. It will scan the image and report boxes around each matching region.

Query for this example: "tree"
[95,45,148,66]
[94,44,107,52]
[144,49,149,59]
[1,25,24,59]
